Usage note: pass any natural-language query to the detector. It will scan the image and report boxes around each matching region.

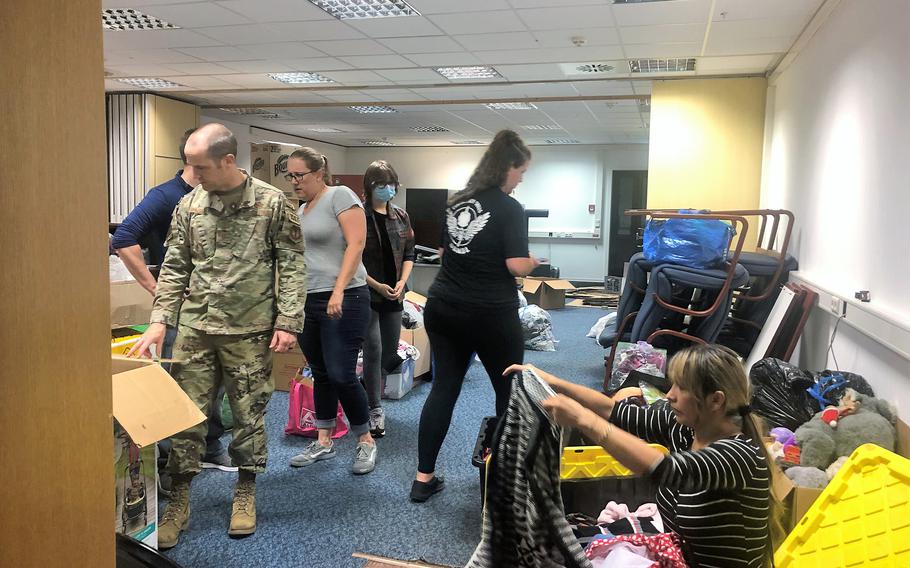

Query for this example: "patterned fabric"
[151,173,306,334]
[586,533,687,568]
[465,371,591,568]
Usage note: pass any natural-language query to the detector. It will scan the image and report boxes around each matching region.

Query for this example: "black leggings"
[417,297,524,474]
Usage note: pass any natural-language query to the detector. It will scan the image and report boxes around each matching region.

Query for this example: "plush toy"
[826,456,849,480]
[794,390,897,471]
[785,466,829,489]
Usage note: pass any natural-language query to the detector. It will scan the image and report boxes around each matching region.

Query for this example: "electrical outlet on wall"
[829,295,846,316]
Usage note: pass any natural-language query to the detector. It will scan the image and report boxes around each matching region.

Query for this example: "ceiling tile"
[139,2,252,28]
[571,80,634,96]
[612,0,712,26]
[408,0,512,13]
[530,28,620,48]
[266,20,366,41]
[622,42,700,58]
[620,23,706,44]
[103,29,223,50]
[278,57,354,71]
[518,83,580,97]
[695,54,778,73]
[709,17,806,40]
[427,11,527,35]
[631,81,652,94]
[495,63,567,81]
[104,48,204,64]
[339,54,419,69]
[404,52,483,67]
[374,68,445,82]
[516,5,614,31]
[368,90,430,102]
[174,45,263,61]
[104,0,198,5]
[159,75,242,88]
[507,0,605,7]
[712,0,824,21]
[239,42,327,59]
[195,23,290,45]
[320,70,393,85]
[377,35,464,54]
[215,60,294,73]
[306,39,393,56]
[214,0,335,23]
[164,61,235,74]
[704,36,793,56]
[453,31,540,51]
[346,16,445,38]
[105,64,183,77]
[216,73,290,88]
[476,45,624,65]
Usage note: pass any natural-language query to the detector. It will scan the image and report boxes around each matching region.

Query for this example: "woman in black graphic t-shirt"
[410,130,541,503]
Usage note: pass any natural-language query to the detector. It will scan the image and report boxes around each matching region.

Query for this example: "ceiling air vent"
[452,140,482,145]
[410,125,449,133]
[559,62,617,76]
[361,139,395,146]
[629,58,696,73]
[102,9,179,31]
[544,138,580,144]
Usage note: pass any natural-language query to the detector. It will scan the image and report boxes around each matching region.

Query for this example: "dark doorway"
[608,170,648,277]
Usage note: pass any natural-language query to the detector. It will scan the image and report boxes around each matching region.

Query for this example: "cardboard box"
[772,419,910,531]
[250,142,297,200]
[382,357,415,400]
[400,325,432,379]
[112,356,206,548]
[110,281,153,329]
[271,344,306,392]
[521,277,576,310]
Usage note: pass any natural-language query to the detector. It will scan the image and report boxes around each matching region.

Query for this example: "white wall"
[346,144,649,281]
[761,0,910,414]
[199,116,348,174]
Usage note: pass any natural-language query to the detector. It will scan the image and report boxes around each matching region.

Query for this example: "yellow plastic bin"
[775,443,910,567]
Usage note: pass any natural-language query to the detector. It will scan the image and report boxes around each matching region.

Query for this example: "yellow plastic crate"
[776,443,910,567]
[111,334,142,355]
[560,444,668,479]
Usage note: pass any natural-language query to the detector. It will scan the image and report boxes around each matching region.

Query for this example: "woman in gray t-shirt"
[284,148,377,476]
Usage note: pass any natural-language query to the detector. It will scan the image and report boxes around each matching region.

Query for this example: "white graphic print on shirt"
[447,199,491,255]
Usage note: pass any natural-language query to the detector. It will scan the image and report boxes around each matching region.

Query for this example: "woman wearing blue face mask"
[361,160,416,437]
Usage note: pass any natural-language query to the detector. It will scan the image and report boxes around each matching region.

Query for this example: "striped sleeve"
[609,399,692,449]
[651,438,766,493]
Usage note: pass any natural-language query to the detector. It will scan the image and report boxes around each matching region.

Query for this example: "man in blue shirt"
[112,129,236,484]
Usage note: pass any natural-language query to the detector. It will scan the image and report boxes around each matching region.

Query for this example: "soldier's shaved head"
[186,123,237,161]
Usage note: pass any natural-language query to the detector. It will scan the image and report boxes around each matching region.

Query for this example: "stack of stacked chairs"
[598,210,750,390]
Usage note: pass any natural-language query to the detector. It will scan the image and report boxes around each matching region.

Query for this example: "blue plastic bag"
[642,213,734,269]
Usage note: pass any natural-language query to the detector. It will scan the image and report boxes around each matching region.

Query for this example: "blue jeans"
[157,326,225,465]
[298,286,371,436]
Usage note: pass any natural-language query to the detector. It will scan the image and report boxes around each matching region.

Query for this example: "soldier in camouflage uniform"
[129,123,305,548]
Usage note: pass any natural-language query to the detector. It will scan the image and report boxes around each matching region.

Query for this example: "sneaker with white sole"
[352,442,377,475]
[290,441,336,467]
[201,452,238,472]
[369,407,386,438]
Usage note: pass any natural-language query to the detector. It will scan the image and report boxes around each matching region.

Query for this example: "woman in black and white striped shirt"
[507,344,783,567]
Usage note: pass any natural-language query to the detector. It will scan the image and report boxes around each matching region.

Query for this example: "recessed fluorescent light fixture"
[613,0,673,3]
[544,138,580,144]
[307,0,420,20]
[116,77,185,89]
[629,58,696,73]
[268,72,334,84]
[308,127,345,133]
[261,140,302,147]
[522,125,563,131]
[102,9,179,31]
[360,139,395,146]
[452,140,482,145]
[350,105,398,113]
[434,66,501,80]
[410,125,449,133]
[485,102,538,110]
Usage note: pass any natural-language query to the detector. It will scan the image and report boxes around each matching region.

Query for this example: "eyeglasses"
[284,170,314,182]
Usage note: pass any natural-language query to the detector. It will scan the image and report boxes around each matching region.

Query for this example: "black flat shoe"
[410,476,445,503]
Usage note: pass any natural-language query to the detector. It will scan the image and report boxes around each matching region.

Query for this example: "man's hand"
[270,330,297,353]
[126,323,167,358]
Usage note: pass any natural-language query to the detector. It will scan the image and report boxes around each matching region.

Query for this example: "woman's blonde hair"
[667,343,786,559]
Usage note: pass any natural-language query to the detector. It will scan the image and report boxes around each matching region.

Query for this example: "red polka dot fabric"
[586,532,688,567]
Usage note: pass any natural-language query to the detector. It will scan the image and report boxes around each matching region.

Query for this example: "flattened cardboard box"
[522,277,576,310]
[272,343,306,392]
[112,356,207,448]
[110,281,153,329]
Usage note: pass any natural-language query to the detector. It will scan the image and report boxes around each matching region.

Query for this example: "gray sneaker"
[352,442,377,475]
[290,441,336,467]
[369,407,386,438]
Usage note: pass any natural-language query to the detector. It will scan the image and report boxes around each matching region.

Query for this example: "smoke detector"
[571,36,587,47]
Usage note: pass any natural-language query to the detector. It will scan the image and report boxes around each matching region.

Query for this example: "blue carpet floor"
[163,306,611,568]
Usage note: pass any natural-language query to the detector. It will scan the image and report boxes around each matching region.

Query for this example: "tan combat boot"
[158,477,191,549]
[228,473,256,537]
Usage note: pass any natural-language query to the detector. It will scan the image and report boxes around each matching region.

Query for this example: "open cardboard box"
[110,281,153,329]
[112,356,205,548]
[772,419,910,531]
[402,291,432,379]
[521,277,576,310]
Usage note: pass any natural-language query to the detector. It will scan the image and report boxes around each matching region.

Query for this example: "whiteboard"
[513,148,601,238]
[744,286,798,371]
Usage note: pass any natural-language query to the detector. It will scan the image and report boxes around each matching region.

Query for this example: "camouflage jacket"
[150,174,306,334]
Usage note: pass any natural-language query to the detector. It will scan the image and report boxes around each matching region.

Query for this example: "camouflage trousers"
[167,326,274,476]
